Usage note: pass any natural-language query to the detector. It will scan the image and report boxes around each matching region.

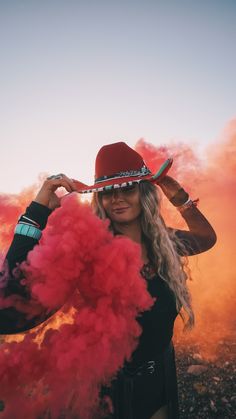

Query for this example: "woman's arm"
[0,202,52,334]
[6,201,52,273]
[0,174,77,334]
[172,205,217,256]
[158,175,217,256]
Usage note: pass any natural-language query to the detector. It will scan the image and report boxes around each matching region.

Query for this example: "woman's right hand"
[34,174,77,210]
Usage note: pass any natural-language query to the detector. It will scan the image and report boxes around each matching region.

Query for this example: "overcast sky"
[0,0,235,193]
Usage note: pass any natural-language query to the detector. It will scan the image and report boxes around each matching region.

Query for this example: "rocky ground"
[175,338,236,418]
[0,336,235,418]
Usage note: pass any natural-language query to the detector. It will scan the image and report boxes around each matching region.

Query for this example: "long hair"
[91,181,194,330]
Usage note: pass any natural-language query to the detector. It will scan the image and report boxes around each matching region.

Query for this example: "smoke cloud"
[0,194,153,418]
[136,118,236,359]
[0,118,235,416]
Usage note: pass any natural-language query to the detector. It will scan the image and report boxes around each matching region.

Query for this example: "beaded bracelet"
[21,215,40,228]
[177,198,199,213]
[14,223,42,240]
[169,188,189,207]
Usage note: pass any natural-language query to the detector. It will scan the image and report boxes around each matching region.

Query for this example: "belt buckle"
[124,360,157,377]
[147,360,156,374]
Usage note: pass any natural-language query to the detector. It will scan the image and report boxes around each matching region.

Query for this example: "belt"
[122,360,157,377]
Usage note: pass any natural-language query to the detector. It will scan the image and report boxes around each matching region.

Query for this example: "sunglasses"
[99,183,138,197]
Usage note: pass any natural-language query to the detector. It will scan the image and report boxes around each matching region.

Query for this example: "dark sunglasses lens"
[101,189,113,196]
[101,184,137,196]
[122,184,136,192]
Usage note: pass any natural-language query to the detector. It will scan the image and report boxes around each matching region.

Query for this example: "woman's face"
[101,183,142,225]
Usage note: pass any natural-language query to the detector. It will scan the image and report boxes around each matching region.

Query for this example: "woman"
[1,142,216,419]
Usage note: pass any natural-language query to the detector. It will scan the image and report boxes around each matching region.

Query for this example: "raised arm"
[173,205,217,255]
[158,176,217,256]
[0,202,52,334]
[6,202,52,274]
[0,174,77,334]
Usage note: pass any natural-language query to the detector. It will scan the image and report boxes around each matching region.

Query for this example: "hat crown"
[95,142,145,180]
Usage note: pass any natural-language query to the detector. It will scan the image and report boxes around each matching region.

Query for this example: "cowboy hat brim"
[73,158,173,193]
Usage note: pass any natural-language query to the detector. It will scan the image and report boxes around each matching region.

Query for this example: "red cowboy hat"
[73,141,173,193]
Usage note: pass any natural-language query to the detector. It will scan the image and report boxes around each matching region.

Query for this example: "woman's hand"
[158,175,189,206]
[158,176,183,200]
[34,174,77,210]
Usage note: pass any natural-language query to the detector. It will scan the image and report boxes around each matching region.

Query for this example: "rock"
[189,406,194,413]
[221,397,229,403]
[193,383,207,395]
[192,353,203,362]
[210,400,217,412]
[213,376,220,381]
[187,365,208,376]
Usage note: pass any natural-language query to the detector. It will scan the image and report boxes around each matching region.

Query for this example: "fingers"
[158,176,181,189]
[34,174,77,208]
[158,175,176,184]
[45,174,77,193]
[157,176,183,200]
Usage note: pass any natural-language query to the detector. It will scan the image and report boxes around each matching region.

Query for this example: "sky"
[0,0,235,193]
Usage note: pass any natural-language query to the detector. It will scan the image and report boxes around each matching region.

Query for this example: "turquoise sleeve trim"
[14,223,42,240]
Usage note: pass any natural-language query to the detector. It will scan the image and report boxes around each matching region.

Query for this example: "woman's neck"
[113,219,142,243]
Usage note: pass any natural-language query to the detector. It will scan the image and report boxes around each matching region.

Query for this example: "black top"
[0,201,216,343]
[131,273,178,365]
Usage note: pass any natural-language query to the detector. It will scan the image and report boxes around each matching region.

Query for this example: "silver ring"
[47,173,64,180]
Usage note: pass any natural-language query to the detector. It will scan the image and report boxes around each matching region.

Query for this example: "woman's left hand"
[157,175,183,200]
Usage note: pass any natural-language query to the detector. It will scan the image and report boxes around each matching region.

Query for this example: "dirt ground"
[175,338,236,418]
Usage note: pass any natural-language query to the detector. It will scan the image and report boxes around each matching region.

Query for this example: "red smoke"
[0,119,235,416]
[0,185,36,252]
[0,194,153,418]
[136,118,236,359]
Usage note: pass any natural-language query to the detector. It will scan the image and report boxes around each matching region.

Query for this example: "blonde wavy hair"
[91,181,194,330]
